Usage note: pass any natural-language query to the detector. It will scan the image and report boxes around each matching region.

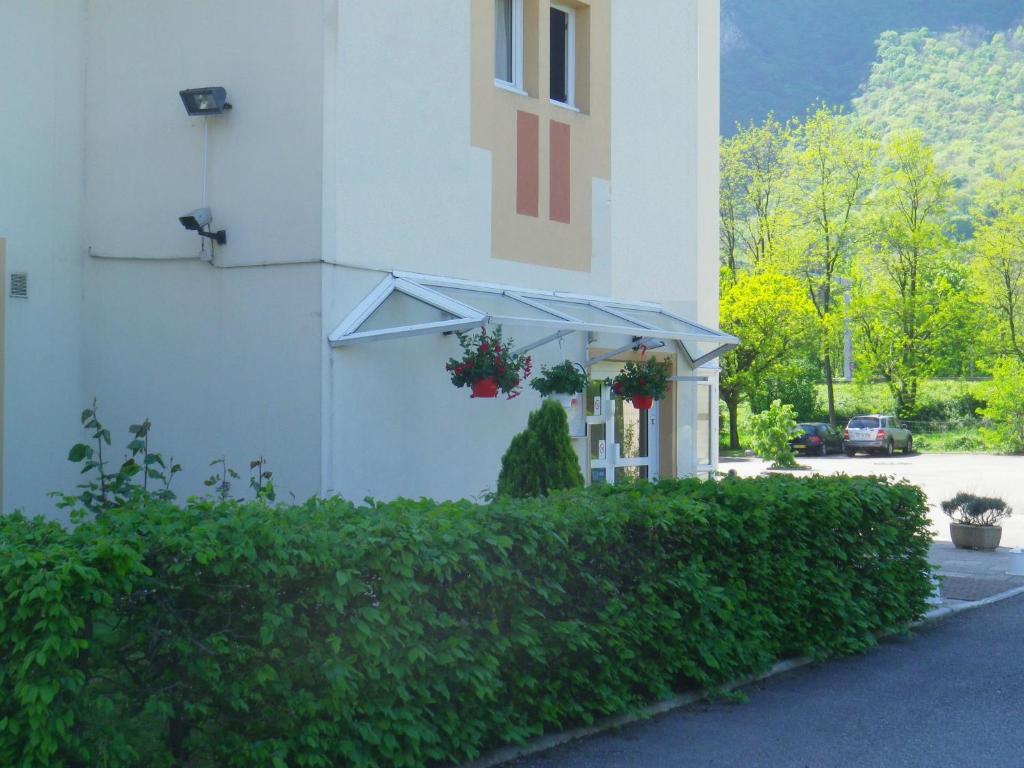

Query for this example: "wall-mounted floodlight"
[179,87,232,116]
[179,207,226,246]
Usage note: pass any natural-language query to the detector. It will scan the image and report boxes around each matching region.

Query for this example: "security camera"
[178,207,226,246]
[179,208,212,231]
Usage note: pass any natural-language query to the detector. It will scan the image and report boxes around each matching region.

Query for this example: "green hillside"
[853,26,1024,198]
[721,0,1024,133]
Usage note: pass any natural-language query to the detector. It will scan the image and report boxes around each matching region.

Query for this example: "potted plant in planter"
[610,357,671,410]
[445,325,532,399]
[942,492,1013,551]
[530,360,589,411]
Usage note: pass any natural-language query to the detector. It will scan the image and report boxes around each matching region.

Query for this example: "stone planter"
[949,522,1002,551]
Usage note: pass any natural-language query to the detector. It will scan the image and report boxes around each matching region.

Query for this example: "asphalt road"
[513,595,1024,768]
[722,453,1024,548]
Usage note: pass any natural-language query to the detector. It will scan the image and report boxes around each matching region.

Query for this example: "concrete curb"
[456,657,813,768]
[923,583,1024,623]
[457,586,1024,768]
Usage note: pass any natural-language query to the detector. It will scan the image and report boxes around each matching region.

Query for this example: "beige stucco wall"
[470,0,611,272]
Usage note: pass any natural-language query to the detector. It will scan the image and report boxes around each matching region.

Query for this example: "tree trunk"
[824,353,837,426]
[725,395,741,450]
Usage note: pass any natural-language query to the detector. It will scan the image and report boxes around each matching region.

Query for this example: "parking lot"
[722,452,1024,548]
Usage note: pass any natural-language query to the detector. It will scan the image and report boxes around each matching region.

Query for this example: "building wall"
[329,0,614,295]
[0,1,87,516]
[75,0,328,501]
[82,0,326,268]
[323,0,722,498]
[82,260,323,502]
[2,0,720,512]
[469,0,612,273]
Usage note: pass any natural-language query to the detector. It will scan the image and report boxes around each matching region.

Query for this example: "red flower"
[479,343,489,354]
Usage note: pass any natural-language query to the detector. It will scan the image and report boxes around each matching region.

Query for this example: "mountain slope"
[721,0,1023,133]
[853,26,1024,195]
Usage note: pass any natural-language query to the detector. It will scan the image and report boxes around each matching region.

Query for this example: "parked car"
[789,423,844,456]
[843,415,913,456]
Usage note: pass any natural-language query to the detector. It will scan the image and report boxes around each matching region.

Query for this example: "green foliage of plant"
[912,429,984,454]
[609,357,671,401]
[445,326,532,398]
[529,360,589,397]
[979,357,1024,453]
[748,357,821,421]
[748,399,800,468]
[941,492,1013,526]
[719,269,818,447]
[496,400,583,498]
[0,475,934,767]
[812,380,987,427]
[55,401,181,517]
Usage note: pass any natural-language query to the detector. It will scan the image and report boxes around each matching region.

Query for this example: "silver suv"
[843,415,913,456]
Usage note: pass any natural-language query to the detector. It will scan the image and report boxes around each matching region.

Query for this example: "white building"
[0,0,732,517]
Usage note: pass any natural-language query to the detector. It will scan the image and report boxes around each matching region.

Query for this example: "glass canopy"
[328,272,738,366]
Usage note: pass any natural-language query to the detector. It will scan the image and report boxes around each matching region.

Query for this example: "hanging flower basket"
[445,326,532,400]
[530,360,589,410]
[610,357,671,410]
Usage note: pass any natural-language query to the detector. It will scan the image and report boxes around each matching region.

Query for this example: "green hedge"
[0,476,933,767]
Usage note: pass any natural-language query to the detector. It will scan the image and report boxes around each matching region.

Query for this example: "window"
[549,5,574,106]
[495,0,523,90]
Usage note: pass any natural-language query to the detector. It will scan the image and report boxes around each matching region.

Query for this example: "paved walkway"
[493,542,1024,768]
[513,593,1024,767]
[721,453,1024,547]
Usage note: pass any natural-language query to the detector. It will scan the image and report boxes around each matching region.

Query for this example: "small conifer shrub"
[496,399,584,497]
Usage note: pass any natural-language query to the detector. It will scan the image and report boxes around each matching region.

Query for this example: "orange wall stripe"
[549,120,571,224]
[516,111,539,217]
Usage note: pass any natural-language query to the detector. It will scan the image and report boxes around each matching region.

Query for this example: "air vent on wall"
[10,272,27,299]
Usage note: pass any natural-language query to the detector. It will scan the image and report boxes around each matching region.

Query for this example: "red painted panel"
[549,120,571,223]
[516,111,539,217]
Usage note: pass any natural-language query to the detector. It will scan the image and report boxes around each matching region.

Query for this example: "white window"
[495,0,524,91]
[549,4,575,106]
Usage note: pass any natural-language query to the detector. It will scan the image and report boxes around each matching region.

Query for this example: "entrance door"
[587,382,659,484]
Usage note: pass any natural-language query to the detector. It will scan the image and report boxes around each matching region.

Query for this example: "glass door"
[587,382,659,484]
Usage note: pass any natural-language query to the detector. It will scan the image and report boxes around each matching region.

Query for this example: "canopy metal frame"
[328,271,738,365]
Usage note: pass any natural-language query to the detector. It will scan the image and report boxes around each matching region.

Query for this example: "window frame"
[549,3,576,108]
[494,0,525,94]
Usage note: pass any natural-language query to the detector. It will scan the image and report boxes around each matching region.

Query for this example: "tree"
[971,170,1024,363]
[979,357,1024,453]
[719,270,818,449]
[784,105,877,425]
[720,114,794,280]
[496,400,584,497]
[851,132,959,417]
